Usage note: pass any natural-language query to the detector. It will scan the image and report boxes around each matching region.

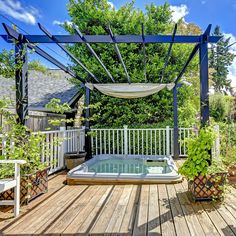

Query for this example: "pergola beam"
[108,26,130,83]
[38,23,99,82]
[161,24,177,82]
[2,23,85,83]
[200,24,212,127]
[73,24,115,82]
[0,34,221,44]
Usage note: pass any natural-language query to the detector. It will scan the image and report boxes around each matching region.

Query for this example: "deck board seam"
[84,185,115,236]
[38,185,90,235]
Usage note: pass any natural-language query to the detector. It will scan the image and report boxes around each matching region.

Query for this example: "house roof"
[0,69,82,110]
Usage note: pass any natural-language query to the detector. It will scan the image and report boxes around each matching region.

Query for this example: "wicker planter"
[64,151,87,170]
[188,172,228,201]
[0,167,50,205]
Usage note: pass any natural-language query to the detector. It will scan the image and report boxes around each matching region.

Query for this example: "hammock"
[85,83,175,99]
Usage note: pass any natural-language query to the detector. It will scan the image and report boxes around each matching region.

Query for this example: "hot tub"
[67,155,182,184]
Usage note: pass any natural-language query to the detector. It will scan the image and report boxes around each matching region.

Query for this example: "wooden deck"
[1,171,236,235]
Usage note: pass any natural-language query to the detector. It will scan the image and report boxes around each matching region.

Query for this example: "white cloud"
[53,20,73,26]
[108,1,116,9]
[0,0,38,25]
[223,33,236,90]
[169,4,189,23]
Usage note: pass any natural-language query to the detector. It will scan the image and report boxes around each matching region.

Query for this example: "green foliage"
[0,49,15,78]
[0,48,47,78]
[28,60,47,74]
[46,98,72,114]
[178,126,217,180]
[219,122,236,167]
[209,26,235,92]
[0,99,47,178]
[65,0,200,127]
[210,93,232,122]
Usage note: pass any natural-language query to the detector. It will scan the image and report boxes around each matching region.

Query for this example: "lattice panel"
[188,172,228,201]
[0,168,49,205]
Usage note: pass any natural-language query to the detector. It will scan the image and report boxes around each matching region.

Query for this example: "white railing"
[0,128,85,174]
[91,126,194,157]
[38,128,85,174]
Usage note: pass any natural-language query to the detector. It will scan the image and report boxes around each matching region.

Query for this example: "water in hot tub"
[87,158,172,174]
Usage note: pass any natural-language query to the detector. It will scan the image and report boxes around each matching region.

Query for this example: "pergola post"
[173,85,179,159]
[15,36,28,125]
[84,86,92,160]
[199,35,210,127]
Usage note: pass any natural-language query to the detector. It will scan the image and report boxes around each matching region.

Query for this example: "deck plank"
[201,202,235,236]
[132,185,149,236]
[174,181,206,236]
[42,185,101,234]
[119,185,140,236]
[147,185,161,236]
[74,185,113,235]
[1,169,236,236]
[90,185,125,235]
[166,184,190,236]
[8,185,87,235]
[213,202,236,235]
[2,181,71,234]
[105,185,133,235]
[63,185,112,235]
[158,184,176,236]
[191,202,220,236]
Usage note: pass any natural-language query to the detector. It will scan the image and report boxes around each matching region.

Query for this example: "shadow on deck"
[0,170,236,236]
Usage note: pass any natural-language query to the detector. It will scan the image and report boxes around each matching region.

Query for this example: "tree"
[0,49,47,78]
[209,26,235,93]
[209,93,231,122]
[63,0,201,127]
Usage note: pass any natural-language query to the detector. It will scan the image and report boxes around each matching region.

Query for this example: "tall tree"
[65,0,200,127]
[209,26,235,93]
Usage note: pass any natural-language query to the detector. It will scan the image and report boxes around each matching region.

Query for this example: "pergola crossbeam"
[108,26,130,83]
[0,34,221,44]
[73,24,115,83]
[38,23,99,82]
[2,23,85,83]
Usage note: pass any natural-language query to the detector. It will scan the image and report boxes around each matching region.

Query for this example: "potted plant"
[179,126,228,201]
[0,100,50,204]
[64,151,87,170]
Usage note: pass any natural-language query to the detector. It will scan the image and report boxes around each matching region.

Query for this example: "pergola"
[0,23,221,159]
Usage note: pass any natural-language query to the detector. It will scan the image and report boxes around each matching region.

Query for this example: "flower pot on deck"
[228,165,236,183]
[0,167,50,205]
[64,151,87,170]
[188,172,228,201]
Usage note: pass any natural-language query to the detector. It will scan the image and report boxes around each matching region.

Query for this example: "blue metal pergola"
[0,23,221,159]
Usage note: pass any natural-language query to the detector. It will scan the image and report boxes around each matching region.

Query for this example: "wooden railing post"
[124,125,128,155]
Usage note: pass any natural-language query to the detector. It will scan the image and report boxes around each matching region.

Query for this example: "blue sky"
[0,0,235,88]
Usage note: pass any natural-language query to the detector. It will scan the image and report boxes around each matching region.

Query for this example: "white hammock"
[85,83,175,99]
